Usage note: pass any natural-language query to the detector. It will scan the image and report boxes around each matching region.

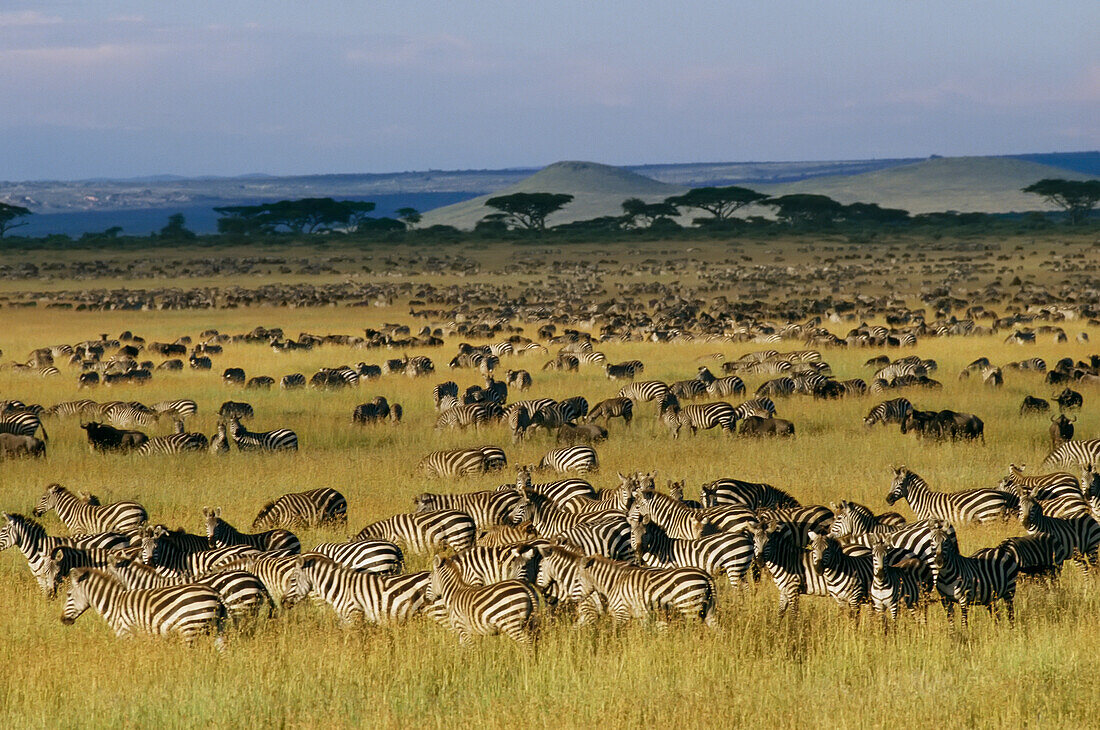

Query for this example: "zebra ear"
[51,546,65,561]
[432,554,445,569]
[152,525,167,538]
[214,508,221,518]
[580,557,595,570]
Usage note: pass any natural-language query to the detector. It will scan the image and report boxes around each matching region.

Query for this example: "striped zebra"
[827,500,907,539]
[532,543,608,622]
[355,510,476,553]
[756,377,797,398]
[537,446,598,474]
[504,369,533,391]
[573,352,607,366]
[510,490,622,537]
[863,398,914,427]
[556,519,633,562]
[413,489,521,530]
[1018,490,1100,570]
[61,568,226,645]
[428,554,540,645]
[40,545,129,598]
[138,424,209,454]
[252,488,347,530]
[748,520,830,616]
[448,545,541,585]
[576,554,716,628]
[627,489,709,540]
[886,467,1017,524]
[216,554,300,608]
[0,513,129,594]
[0,411,48,440]
[527,402,573,434]
[998,464,1089,518]
[500,468,596,511]
[700,478,800,510]
[203,507,301,554]
[209,422,230,454]
[629,513,754,588]
[868,535,926,626]
[418,447,507,478]
[1042,440,1100,471]
[140,528,258,575]
[104,554,271,621]
[34,484,147,535]
[618,380,670,404]
[929,522,1017,627]
[476,522,539,547]
[505,405,533,442]
[281,373,307,389]
[105,403,163,429]
[731,397,777,420]
[151,399,198,420]
[226,417,298,452]
[659,396,736,438]
[310,540,404,575]
[42,400,97,419]
[433,381,460,410]
[434,403,500,430]
[807,531,873,618]
[285,554,430,626]
[998,535,1060,584]
[587,397,633,425]
[670,379,708,401]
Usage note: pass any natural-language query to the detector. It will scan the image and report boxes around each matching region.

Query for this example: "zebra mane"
[253,501,277,523]
[2,512,48,539]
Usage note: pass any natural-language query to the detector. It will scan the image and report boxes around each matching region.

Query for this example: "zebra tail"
[39,422,48,442]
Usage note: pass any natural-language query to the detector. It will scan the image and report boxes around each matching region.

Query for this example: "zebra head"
[412,494,437,514]
[42,546,66,598]
[998,464,1026,493]
[202,507,222,545]
[869,536,890,581]
[226,418,243,437]
[807,530,832,573]
[826,501,852,538]
[928,521,955,576]
[627,512,650,563]
[428,555,461,603]
[140,525,168,564]
[32,483,64,518]
[885,468,911,506]
[0,513,18,550]
[515,466,532,491]
[700,482,718,508]
[748,520,785,563]
[284,554,320,608]
[1016,489,1039,531]
[60,568,99,625]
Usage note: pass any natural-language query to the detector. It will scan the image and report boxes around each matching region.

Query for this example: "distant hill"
[419,161,687,229]
[754,156,1095,215]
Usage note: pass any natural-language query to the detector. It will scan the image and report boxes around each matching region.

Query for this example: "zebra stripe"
[886,467,1017,524]
[587,397,634,424]
[227,417,298,452]
[659,397,736,437]
[140,528,259,575]
[868,536,925,623]
[413,489,521,530]
[448,545,540,585]
[537,446,598,474]
[434,403,500,430]
[701,478,800,510]
[418,447,507,478]
[827,500,906,539]
[511,490,624,537]
[203,508,301,554]
[731,397,777,419]
[0,513,130,594]
[500,468,596,511]
[1018,492,1100,569]
[808,531,874,617]
[33,484,147,535]
[355,510,476,553]
[1042,440,1100,471]
[138,431,209,455]
[428,554,539,645]
[310,540,404,575]
[151,399,198,419]
[284,554,430,625]
[998,465,1090,518]
[576,554,716,627]
[929,523,1017,627]
[0,412,48,440]
[627,490,709,540]
[252,488,347,530]
[748,520,830,616]
[105,555,271,621]
[630,515,754,588]
[618,380,670,403]
[863,398,913,426]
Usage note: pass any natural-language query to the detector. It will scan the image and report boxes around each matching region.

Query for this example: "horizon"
[1,2,1096,180]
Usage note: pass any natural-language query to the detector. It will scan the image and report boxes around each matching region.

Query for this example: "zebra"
[510,489,623,537]
[355,510,476,553]
[39,544,131,598]
[748,520,830,616]
[553,519,632,562]
[506,405,533,443]
[1042,440,1100,471]
[104,554,271,621]
[61,568,226,645]
[281,373,307,389]
[807,530,874,618]
[700,478,799,510]
[417,447,507,478]
[576,554,716,628]
[998,464,1089,518]
[537,446,598,474]
[215,553,301,608]
[203,507,301,554]
[696,367,746,397]
[105,403,163,429]
[560,395,589,421]
[618,380,670,404]
[138,424,209,455]
[670,379,708,401]
[929,522,1017,627]
[427,554,540,645]
[0,513,129,594]
[151,399,198,420]
[310,540,404,575]
[252,488,347,530]
[629,513,754,588]
[41,400,97,419]
[501,467,596,511]
[527,402,573,435]
[33,484,147,535]
[756,377,797,398]
[886,467,1017,524]
[505,369,532,391]
[533,543,608,622]
[1018,490,1100,570]
[999,535,1060,585]
[140,527,259,575]
[868,534,926,627]
[731,397,777,420]
[587,397,633,425]
[209,422,230,454]
[0,411,48,440]
[226,417,298,452]
[659,396,736,438]
[434,403,500,431]
[627,489,710,541]
[218,401,254,421]
[862,398,913,427]
[477,522,539,548]
[413,489,521,530]
[448,545,541,585]
[827,500,907,539]
[285,554,430,626]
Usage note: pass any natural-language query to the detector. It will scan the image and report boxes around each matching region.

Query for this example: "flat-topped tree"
[484,193,574,232]
[0,202,32,238]
[764,193,845,226]
[664,186,768,222]
[1022,179,1100,225]
[621,197,679,228]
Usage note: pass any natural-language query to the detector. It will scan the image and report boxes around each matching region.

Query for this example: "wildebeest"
[1050,413,1075,449]
[1054,388,1083,411]
[738,416,795,437]
[353,397,396,425]
[80,421,148,453]
[0,433,46,458]
[1019,396,1050,415]
[556,422,608,445]
[901,409,984,442]
[219,401,254,421]
[223,367,246,386]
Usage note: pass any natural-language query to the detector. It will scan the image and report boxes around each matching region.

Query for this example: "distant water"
[17,192,482,237]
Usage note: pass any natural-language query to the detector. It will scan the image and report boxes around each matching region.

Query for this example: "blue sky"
[1,1,1096,179]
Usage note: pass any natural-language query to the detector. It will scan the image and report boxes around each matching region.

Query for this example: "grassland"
[1,233,1099,729]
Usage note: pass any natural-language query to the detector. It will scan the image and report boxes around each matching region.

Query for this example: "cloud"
[344,34,492,74]
[0,10,62,27]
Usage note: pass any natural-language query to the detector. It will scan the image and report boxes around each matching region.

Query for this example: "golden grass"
[1,235,1100,728]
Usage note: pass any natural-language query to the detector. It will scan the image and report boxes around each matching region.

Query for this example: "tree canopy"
[159,213,196,240]
[1022,179,1100,224]
[0,202,32,238]
[842,202,910,224]
[214,198,377,235]
[396,207,422,229]
[484,192,574,231]
[621,197,679,228]
[664,186,768,221]
[764,194,845,226]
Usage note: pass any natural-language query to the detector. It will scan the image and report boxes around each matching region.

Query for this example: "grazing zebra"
[448,545,541,585]
[151,399,198,420]
[886,467,1017,524]
[576,554,716,628]
[510,490,623,538]
[435,403,500,430]
[868,535,925,627]
[428,554,540,645]
[42,400,97,419]
[218,401,254,421]
[696,367,746,397]
[281,373,307,389]
[413,489,521,530]
[61,568,226,645]
[1018,490,1100,570]
[105,403,163,429]
[137,424,209,455]
[0,411,48,440]
[605,362,640,380]
[731,397,777,420]
[285,554,430,626]
[209,422,230,454]
[670,379,708,401]
[203,507,300,554]
[618,380,670,404]
[355,510,476,553]
[756,377,797,398]
[252,488,347,530]
[748,520,830,616]
[476,522,539,548]
[700,478,799,510]
[1042,440,1100,471]
[310,540,404,575]
[417,447,507,478]
[33,484,147,535]
[226,417,298,452]
[216,554,301,608]
[500,467,596,511]
[505,405,533,443]
[505,369,532,391]
[807,531,874,618]
[0,513,129,594]
[527,402,573,435]
[929,522,1017,627]
[104,554,271,621]
[630,514,754,588]
[628,489,709,540]
[659,396,736,438]
[998,464,1089,518]
[862,398,913,427]
[827,500,907,539]
[537,446,598,474]
[557,520,632,562]
[587,397,633,425]
[40,545,127,598]
[140,528,258,575]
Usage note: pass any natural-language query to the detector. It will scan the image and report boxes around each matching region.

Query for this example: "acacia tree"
[215,198,376,234]
[764,194,845,226]
[0,202,32,237]
[664,186,768,223]
[484,192,574,231]
[621,197,679,228]
[396,207,422,229]
[1022,179,1100,224]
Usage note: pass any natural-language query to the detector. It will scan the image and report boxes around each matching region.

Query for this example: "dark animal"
[80,422,148,453]
[738,416,795,437]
